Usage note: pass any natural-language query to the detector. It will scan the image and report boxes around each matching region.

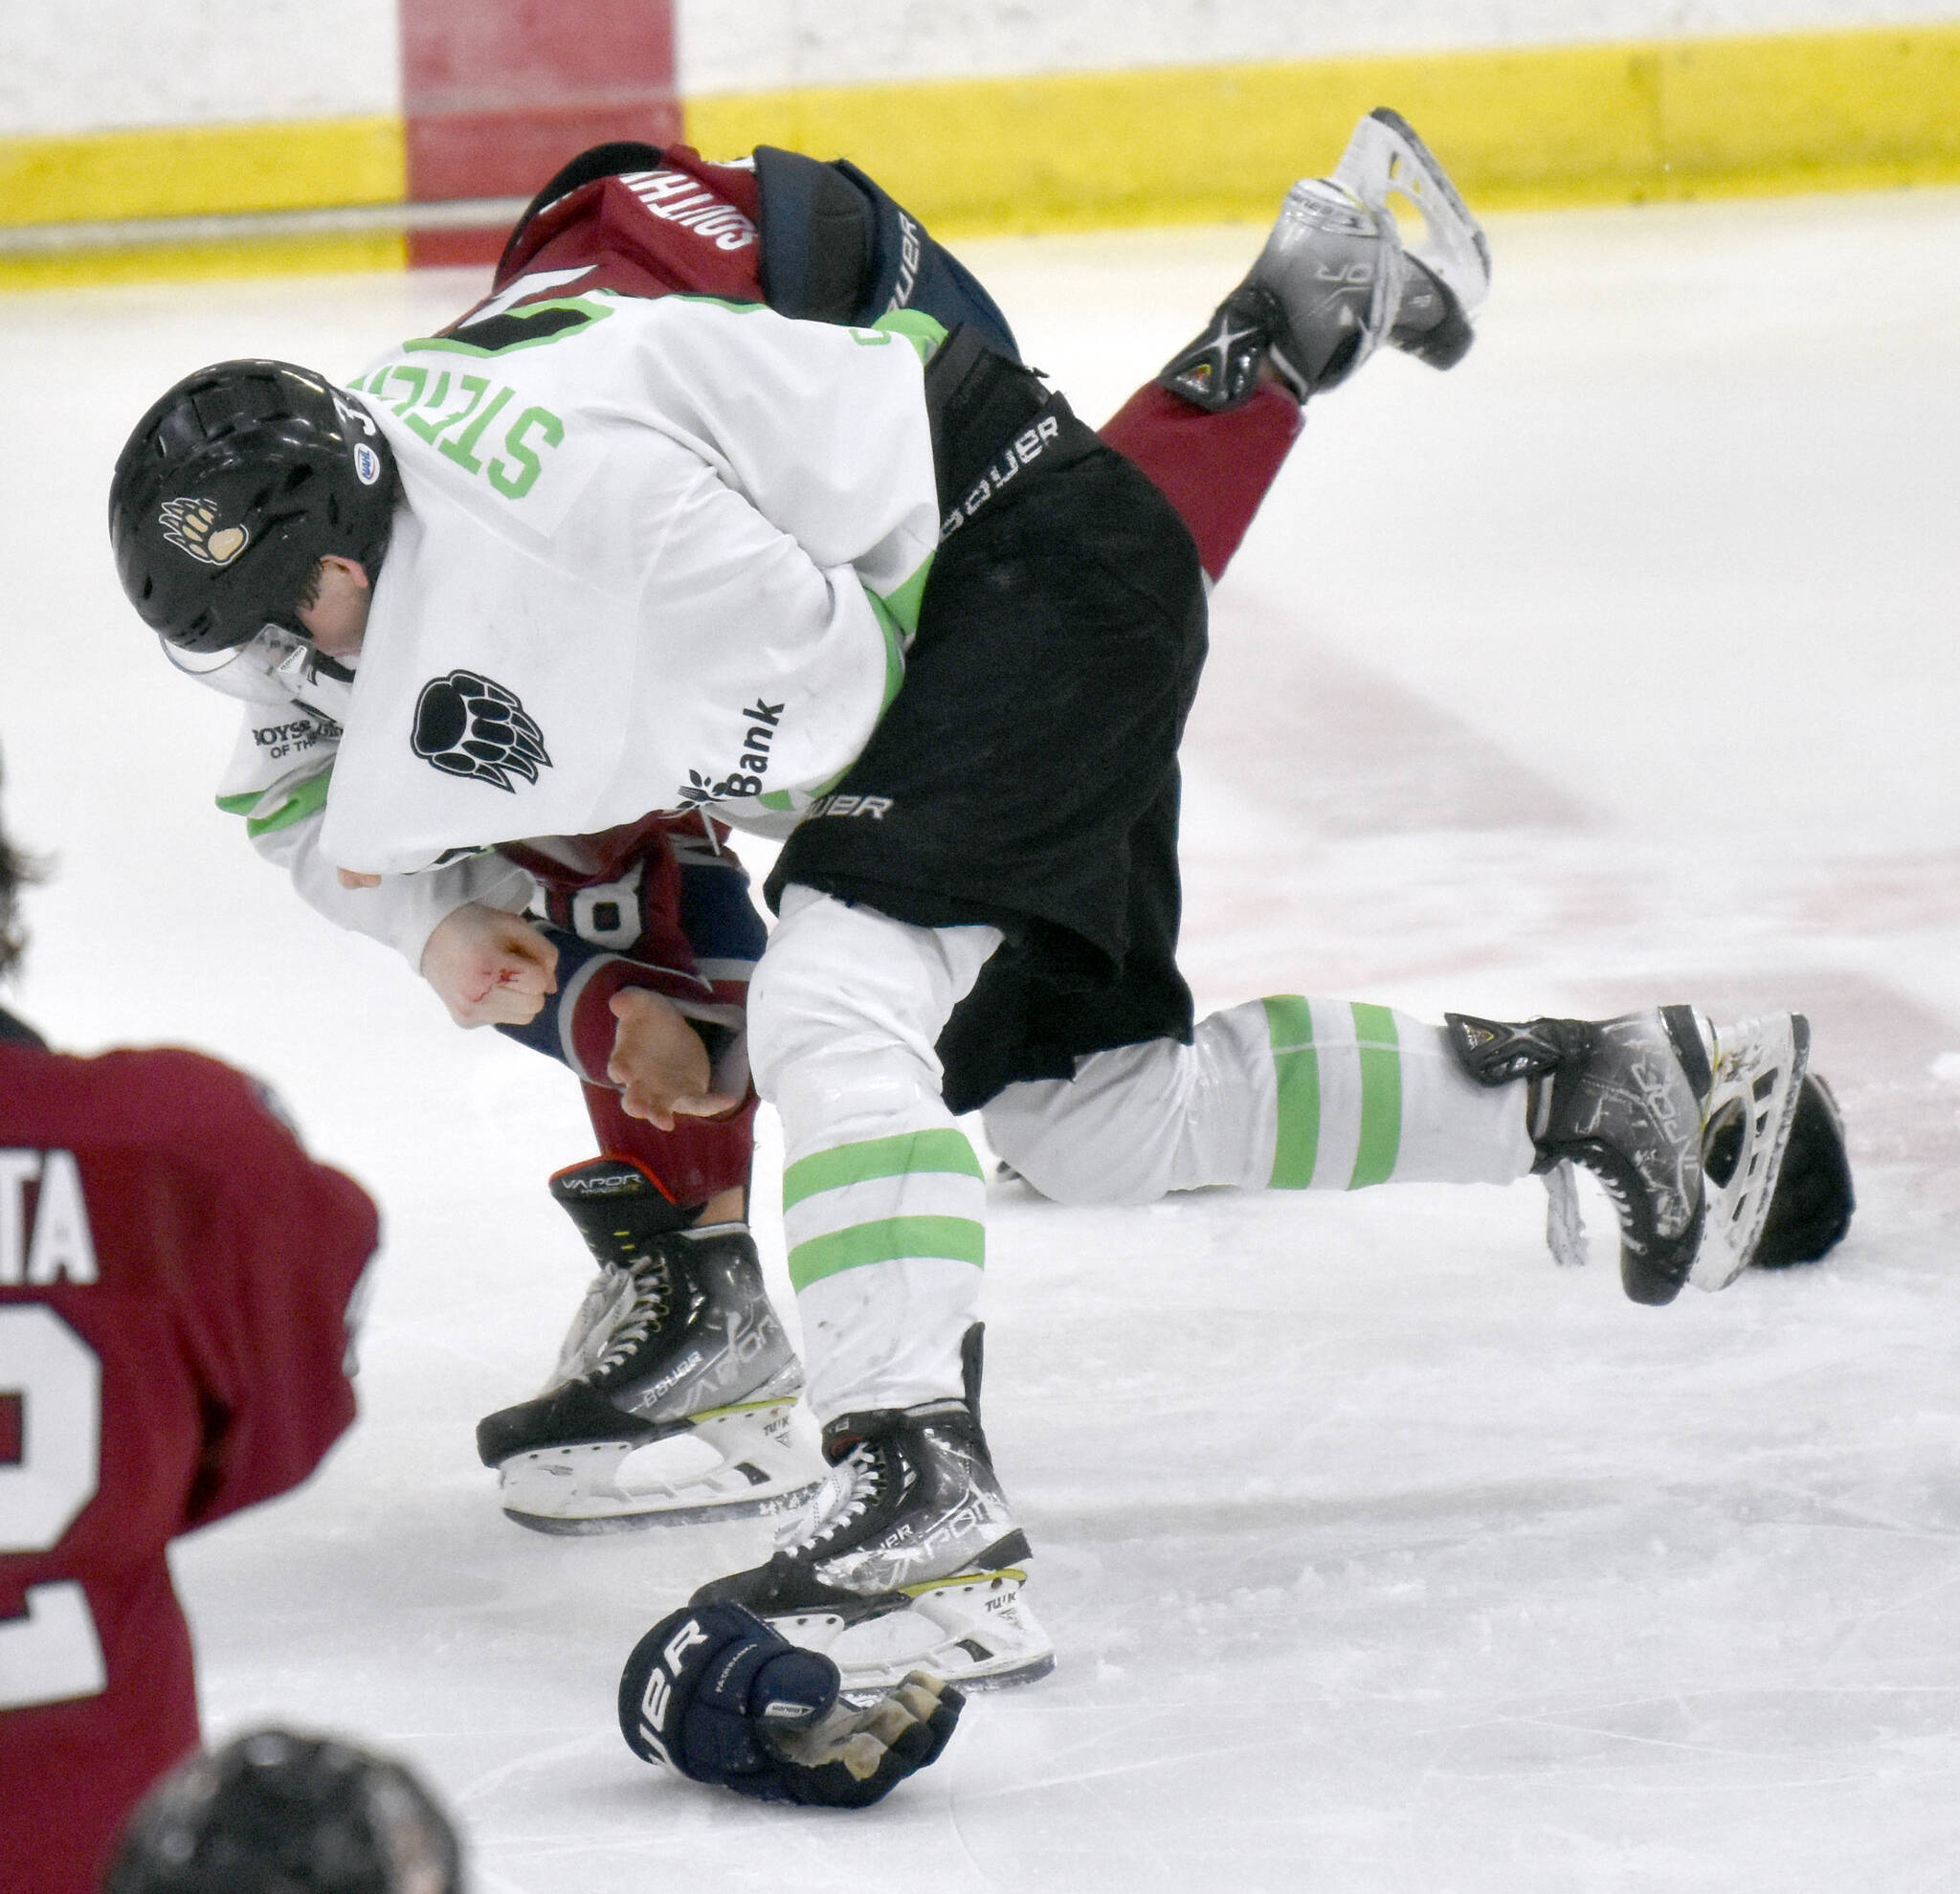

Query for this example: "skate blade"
[1688,1012,1811,1293]
[497,1398,823,1533]
[765,1567,1056,1703]
[1333,107,1491,310]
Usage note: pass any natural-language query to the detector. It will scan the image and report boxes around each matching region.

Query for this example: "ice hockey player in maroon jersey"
[0,757,382,1894]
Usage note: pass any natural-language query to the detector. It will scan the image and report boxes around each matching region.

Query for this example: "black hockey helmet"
[104,1727,464,1894]
[108,360,397,654]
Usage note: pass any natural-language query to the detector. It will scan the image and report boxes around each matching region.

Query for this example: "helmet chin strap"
[269,633,356,724]
[306,647,358,685]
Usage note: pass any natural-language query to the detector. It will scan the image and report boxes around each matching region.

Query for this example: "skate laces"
[775,1441,888,1559]
[549,1266,637,1385]
[584,1254,676,1381]
[1582,1158,1641,1240]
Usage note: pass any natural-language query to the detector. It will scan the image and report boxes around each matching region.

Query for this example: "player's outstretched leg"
[1445,1007,1810,1305]
[1161,107,1492,411]
[477,1158,821,1532]
[985,995,1833,1297]
[689,1339,1054,1702]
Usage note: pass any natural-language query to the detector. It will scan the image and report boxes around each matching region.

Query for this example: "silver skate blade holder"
[1334,108,1493,314]
[1684,1012,1811,1294]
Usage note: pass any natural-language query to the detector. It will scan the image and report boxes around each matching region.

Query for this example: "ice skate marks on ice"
[1688,1011,1811,1291]
[494,1393,822,1534]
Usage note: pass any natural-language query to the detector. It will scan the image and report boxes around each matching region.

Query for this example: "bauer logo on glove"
[618,1602,963,1808]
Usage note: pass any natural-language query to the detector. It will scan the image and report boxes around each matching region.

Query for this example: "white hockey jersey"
[205,629,532,965]
[319,290,941,876]
[200,290,942,956]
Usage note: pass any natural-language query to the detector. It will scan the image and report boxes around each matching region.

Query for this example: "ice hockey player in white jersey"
[108,113,1844,1715]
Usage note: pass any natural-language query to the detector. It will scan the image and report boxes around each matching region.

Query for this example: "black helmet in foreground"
[104,1727,463,1894]
[109,360,397,654]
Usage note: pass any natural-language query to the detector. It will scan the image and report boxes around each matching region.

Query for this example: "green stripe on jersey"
[875,552,934,641]
[863,590,909,712]
[1348,1002,1403,1188]
[873,308,950,365]
[783,1128,983,1210]
[789,1214,985,1291]
[225,770,332,838]
[1264,995,1322,1189]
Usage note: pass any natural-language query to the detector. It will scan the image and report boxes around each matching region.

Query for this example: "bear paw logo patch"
[412,670,551,792]
[159,496,249,567]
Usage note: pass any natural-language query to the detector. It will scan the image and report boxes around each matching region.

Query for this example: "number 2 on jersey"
[0,1304,106,1710]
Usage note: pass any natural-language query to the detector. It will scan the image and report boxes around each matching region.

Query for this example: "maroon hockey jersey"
[0,1021,379,1894]
[482,142,1295,584]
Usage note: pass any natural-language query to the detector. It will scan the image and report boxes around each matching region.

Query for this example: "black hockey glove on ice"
[618,1602,964,1808]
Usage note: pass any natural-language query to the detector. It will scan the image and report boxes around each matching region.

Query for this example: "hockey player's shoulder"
[12,1039,305,1155]
[345,315,649,543]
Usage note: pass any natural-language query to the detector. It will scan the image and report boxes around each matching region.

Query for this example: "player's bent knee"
[984,1084,1146,1204]
[771,1043,948,1151]
[748,886,1000,1104]
[985,1047,1190,1206]
[985,1025,1275,1204]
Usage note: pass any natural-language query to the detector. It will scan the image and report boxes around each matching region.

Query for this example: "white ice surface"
[4,189,1958,1891]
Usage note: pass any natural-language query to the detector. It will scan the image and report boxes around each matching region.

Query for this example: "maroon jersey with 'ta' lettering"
[0,1021,377,1894]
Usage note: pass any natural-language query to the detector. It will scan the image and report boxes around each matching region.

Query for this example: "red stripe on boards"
[400,0,679,264]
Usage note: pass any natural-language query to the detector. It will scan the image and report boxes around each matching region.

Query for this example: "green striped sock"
[1262,996,1405,1191]
[782,1127,987,1292]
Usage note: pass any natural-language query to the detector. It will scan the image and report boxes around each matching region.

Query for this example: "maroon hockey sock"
[1098,380,1303,582]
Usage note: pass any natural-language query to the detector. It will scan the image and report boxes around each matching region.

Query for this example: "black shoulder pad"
[753,145,878,323]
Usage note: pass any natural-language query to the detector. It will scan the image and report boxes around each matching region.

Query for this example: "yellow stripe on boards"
[683,24,1960,234]
[0,117,405,228]
[0,232,406,294]
[5,24,1960,291]
[1660,29,1960,196]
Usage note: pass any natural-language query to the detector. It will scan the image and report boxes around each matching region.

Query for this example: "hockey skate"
[1680,1009,1812,1290]
[477,1158,821,1532]
[689,1372,1054,1702]
[1447,1007,1809,1305]
[1161,107,1493,411]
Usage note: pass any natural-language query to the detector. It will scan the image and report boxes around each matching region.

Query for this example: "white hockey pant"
[985,995,1537,1203]
[749,886,1003,1425]
[751,891,1537,1424]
